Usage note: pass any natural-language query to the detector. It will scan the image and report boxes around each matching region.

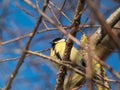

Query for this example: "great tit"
[50,38,86,90]
[50,37,110,90]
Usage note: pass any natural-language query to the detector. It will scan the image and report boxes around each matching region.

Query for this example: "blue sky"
[0,0,120,90]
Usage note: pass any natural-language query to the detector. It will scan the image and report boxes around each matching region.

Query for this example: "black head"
[50,38,65,49]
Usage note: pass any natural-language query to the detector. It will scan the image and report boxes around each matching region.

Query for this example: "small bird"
[50,38,87,90]
[50,37,110,90]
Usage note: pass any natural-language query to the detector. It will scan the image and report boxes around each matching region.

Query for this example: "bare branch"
[55,1,85,89]
[90,7,120,47]
[86,0,120,50]
[26,50,111,89]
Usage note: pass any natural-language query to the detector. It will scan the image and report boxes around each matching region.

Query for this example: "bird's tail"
[93,62,110,90]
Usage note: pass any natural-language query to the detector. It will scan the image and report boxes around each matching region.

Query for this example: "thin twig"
[59,0,66,12]
[93,54,120,79]
[0,48,50,63]
[0,24,100,46]
[48,5,62,26]
[27,50,85,76]
[1,27,65,45]
[49,1,72,23]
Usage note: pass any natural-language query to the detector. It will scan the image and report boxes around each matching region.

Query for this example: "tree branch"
[55,1,85,90]
[86,0,120,50]
[26,50,111,89]
[90,7,120,47]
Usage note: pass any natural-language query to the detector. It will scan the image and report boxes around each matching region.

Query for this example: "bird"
[50,36,110,90]
[50,38,86,90]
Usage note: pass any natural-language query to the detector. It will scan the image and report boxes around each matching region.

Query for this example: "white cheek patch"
[55,39,65,43]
